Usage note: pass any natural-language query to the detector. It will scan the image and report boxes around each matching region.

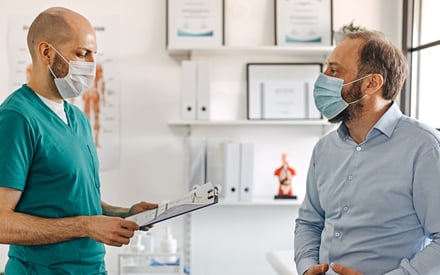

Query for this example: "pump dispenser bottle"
[160,226,177,263]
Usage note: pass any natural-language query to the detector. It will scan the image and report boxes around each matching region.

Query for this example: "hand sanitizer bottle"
[160,227,177,263]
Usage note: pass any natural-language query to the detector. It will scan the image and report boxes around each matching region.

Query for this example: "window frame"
[402,0,440,118]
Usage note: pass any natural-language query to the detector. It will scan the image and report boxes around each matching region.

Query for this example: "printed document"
[126,182,218,229]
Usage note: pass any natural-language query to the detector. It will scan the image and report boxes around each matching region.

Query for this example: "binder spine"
[180,61,197,120]
[222,142,240,201]
[239,143,254,201]
[187,137,207,191]
[196,61,210,120]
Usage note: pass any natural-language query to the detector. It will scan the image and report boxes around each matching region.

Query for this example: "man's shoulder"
[0,85,35,113]
[398,115,440,143]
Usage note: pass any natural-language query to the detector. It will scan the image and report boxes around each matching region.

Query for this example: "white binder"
[239,143,254,201]
[180,61,197,120]
[222,142,240,201]
[206,138,224,190]
[196,61,211,120]
[187,137,206,191]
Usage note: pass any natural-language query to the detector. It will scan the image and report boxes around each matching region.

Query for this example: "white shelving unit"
[168,119,325,275]
[168,36,333,275]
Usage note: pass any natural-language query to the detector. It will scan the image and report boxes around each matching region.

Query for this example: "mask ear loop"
[343,74,373,105]
[48,65,57,79]
[342,74,372,86]
[47,44,70,79]
[48,44,70,64]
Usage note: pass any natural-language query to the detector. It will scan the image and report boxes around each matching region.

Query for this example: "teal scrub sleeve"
[0,110,34,191]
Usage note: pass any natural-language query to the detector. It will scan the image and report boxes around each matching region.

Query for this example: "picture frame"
[166,0,224,49]
[247,63,322,120]
[275,0,333,46]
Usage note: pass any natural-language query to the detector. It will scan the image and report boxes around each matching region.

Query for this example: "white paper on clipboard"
[126,182,219,229]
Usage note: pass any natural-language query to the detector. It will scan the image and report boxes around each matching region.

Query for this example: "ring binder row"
[180,61,210,121]
[187,137,254,202]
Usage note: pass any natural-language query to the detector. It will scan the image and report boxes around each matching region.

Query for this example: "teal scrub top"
[0,85,106,274]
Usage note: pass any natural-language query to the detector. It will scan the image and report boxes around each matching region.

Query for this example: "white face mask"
[48,45,96,99]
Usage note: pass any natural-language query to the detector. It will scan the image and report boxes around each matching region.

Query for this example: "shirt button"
[343,206,349,212]
[335,232,341,238]
[356,146,362,151]
[348,175,353,181]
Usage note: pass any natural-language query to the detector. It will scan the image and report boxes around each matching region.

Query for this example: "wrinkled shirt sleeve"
[384,146,440,275]
[294,148,325,275]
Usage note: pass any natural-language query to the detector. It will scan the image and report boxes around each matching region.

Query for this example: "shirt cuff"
[296,258,318,275]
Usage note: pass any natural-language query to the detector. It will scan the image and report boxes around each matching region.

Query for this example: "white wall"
[0,0,402,274]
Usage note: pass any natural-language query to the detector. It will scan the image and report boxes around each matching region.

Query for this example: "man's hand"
[83,215,140,247]
[331,263,363,275]
[304,263,329,275]
[128,201,159,231]
[128,201,158,216]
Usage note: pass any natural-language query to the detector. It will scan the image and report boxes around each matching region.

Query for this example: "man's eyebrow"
[327,61,340,66]
[78,47,97,54]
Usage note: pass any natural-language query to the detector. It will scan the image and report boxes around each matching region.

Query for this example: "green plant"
[341,21,365,33]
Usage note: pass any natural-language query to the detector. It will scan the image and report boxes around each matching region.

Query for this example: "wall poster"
[167,0,224,49]
[275,0,332,46]
[247,63,322,120]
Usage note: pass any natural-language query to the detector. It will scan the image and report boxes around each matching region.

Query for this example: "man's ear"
[38,41,52,65]
[364,73,384,95]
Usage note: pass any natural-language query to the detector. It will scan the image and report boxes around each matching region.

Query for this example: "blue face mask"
[313,73,371,119]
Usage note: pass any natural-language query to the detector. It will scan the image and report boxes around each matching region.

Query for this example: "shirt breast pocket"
[86,143,100,189]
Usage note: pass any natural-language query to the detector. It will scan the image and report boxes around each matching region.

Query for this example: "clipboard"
[126,182,219,229]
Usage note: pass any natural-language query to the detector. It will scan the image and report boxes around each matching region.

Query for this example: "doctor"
[294,30,440,274]
[0,7,157,274]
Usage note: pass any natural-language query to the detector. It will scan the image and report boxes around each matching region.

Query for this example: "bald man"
[0,7,157,274]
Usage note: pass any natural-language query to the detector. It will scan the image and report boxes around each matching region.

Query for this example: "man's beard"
[328,81,364,124]
[50,53,68,78]
[48,53,69,93]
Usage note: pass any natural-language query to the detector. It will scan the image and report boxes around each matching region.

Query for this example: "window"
[403,0,440,128]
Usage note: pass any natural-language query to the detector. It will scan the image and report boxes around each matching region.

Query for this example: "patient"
[295,30,440,274]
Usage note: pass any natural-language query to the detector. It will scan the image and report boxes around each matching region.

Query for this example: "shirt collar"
[337,102,403,140]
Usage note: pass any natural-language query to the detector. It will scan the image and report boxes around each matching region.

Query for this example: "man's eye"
[77,52,88,58]
[330,69,337,76]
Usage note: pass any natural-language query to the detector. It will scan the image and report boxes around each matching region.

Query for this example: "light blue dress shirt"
[295,103,440,275]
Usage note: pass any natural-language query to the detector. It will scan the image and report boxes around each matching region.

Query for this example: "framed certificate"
[166,0,224,49]
[247,63,322,120]
[275,0,333,46]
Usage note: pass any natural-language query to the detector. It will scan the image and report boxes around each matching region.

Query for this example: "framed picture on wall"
[247,63,322,120]
[275,0,333,46]
[166,0,224,49]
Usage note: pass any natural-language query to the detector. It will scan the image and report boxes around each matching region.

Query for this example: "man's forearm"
[0,210,89,245]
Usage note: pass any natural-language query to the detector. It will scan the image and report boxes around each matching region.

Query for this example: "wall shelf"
[217,198,302,207]
[168,119,330,127]
[168,45,334,57]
